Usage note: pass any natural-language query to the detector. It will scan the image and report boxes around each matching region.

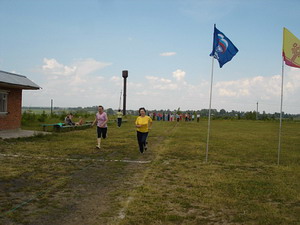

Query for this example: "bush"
[37,111,47,122]
[60,114,66,121]
[22,111,37,125]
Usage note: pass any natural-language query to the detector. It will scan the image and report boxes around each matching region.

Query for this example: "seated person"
[75,117,84,126]
[64,113,75,126]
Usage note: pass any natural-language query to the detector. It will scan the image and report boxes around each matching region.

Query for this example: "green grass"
[0,119,299,224]
[119,120,300,225]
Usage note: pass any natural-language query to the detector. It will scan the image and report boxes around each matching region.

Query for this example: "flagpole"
[277,58,284,165]
[205,56,215,162]
[205,24,238,162]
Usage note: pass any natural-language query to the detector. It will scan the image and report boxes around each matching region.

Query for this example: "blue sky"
[0,0,300,113]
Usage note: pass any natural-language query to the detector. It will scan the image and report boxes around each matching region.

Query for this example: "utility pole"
[256,102,258,120]
[122,70,128,116]
[51,99,53,116]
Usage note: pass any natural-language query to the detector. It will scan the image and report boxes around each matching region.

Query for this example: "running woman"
[92,105,108,149]
[135,107,152,153]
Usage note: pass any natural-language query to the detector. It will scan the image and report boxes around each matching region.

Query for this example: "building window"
[0,91,8,113]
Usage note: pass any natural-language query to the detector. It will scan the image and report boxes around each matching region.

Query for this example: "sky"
[0,0,300,114]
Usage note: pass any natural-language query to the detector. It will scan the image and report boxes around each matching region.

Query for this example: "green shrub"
[37,111,47,122]
[21,111,37,125]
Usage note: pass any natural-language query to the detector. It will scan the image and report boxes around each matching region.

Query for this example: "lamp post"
[122,70,128,115]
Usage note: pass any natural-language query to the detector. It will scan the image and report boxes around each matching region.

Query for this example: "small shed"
[0,70,40,130]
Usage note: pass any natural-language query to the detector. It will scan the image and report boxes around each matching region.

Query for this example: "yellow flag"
[283,28,300,68]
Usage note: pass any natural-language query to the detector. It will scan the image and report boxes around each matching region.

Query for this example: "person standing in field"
[135,107,152,153]
[116,109,123,127]
[92,105,108,149]
[197,114,200,122]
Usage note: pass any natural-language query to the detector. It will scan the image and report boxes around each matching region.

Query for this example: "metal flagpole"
[205,56,215,162]
[277,58,284,165]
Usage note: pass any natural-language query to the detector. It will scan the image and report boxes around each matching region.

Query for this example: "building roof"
[0,70,40,90]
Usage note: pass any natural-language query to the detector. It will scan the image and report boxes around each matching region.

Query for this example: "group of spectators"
[148,112,200,122]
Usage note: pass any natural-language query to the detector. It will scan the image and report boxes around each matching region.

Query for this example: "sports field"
[0,118,299,224]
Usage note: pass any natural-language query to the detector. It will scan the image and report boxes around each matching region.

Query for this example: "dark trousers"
[117,118,122,127]
[97,127,107,138]
[137,131,148,153]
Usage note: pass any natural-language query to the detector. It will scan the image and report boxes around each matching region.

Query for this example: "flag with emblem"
[283,27,300,68]
[206,24,239,162]
[210,25,239,68]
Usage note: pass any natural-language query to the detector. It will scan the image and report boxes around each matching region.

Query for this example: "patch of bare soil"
[28,158,148,225]
[1,125,174,225]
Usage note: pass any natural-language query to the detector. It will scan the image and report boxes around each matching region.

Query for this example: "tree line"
[22,106,299,122]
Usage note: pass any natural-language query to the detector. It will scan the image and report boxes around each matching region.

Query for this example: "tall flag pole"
[279,27,300,164]
[278,57,284,165]
[206,24,238,162]
[206,56,215,162]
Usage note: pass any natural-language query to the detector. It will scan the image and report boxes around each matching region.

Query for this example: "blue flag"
[210,25,239,68]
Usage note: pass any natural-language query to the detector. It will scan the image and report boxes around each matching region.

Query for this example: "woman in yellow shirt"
[135,107,152,153]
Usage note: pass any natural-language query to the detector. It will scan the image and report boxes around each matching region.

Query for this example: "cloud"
[110,76,122,86]
[145,70,189,91]
[146,76,178,90]
[42,58,76,76]
[24,58,114,107]
[130,68,300,113]
[172,69,186,81]
[160,52,177,56]
[146,76,172,84]
[214,75,283,99]
[218,88,239,97]
[210,69,300,113]
[23,63,300,113]
[74,58,112,77]
[285,69,300,93]
[110,76,122,82]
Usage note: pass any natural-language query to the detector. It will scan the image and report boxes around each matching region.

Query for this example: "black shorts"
[97,127,107,139]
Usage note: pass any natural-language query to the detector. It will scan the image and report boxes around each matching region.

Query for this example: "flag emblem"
[216,34,228,53]
[210,25,239,68]
[283,27,300,68]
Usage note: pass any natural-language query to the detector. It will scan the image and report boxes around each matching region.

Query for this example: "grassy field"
[0,118,299,224]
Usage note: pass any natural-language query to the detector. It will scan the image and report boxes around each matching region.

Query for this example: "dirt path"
[1,123,178,225]
[27,157,150,225]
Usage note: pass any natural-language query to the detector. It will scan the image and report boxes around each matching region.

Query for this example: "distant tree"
[200,109,209,117]
[37,111,47,122]
[21,111,37,125]
[245,111,256,120]
[106,108,115,115]
[219,109,227,116]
